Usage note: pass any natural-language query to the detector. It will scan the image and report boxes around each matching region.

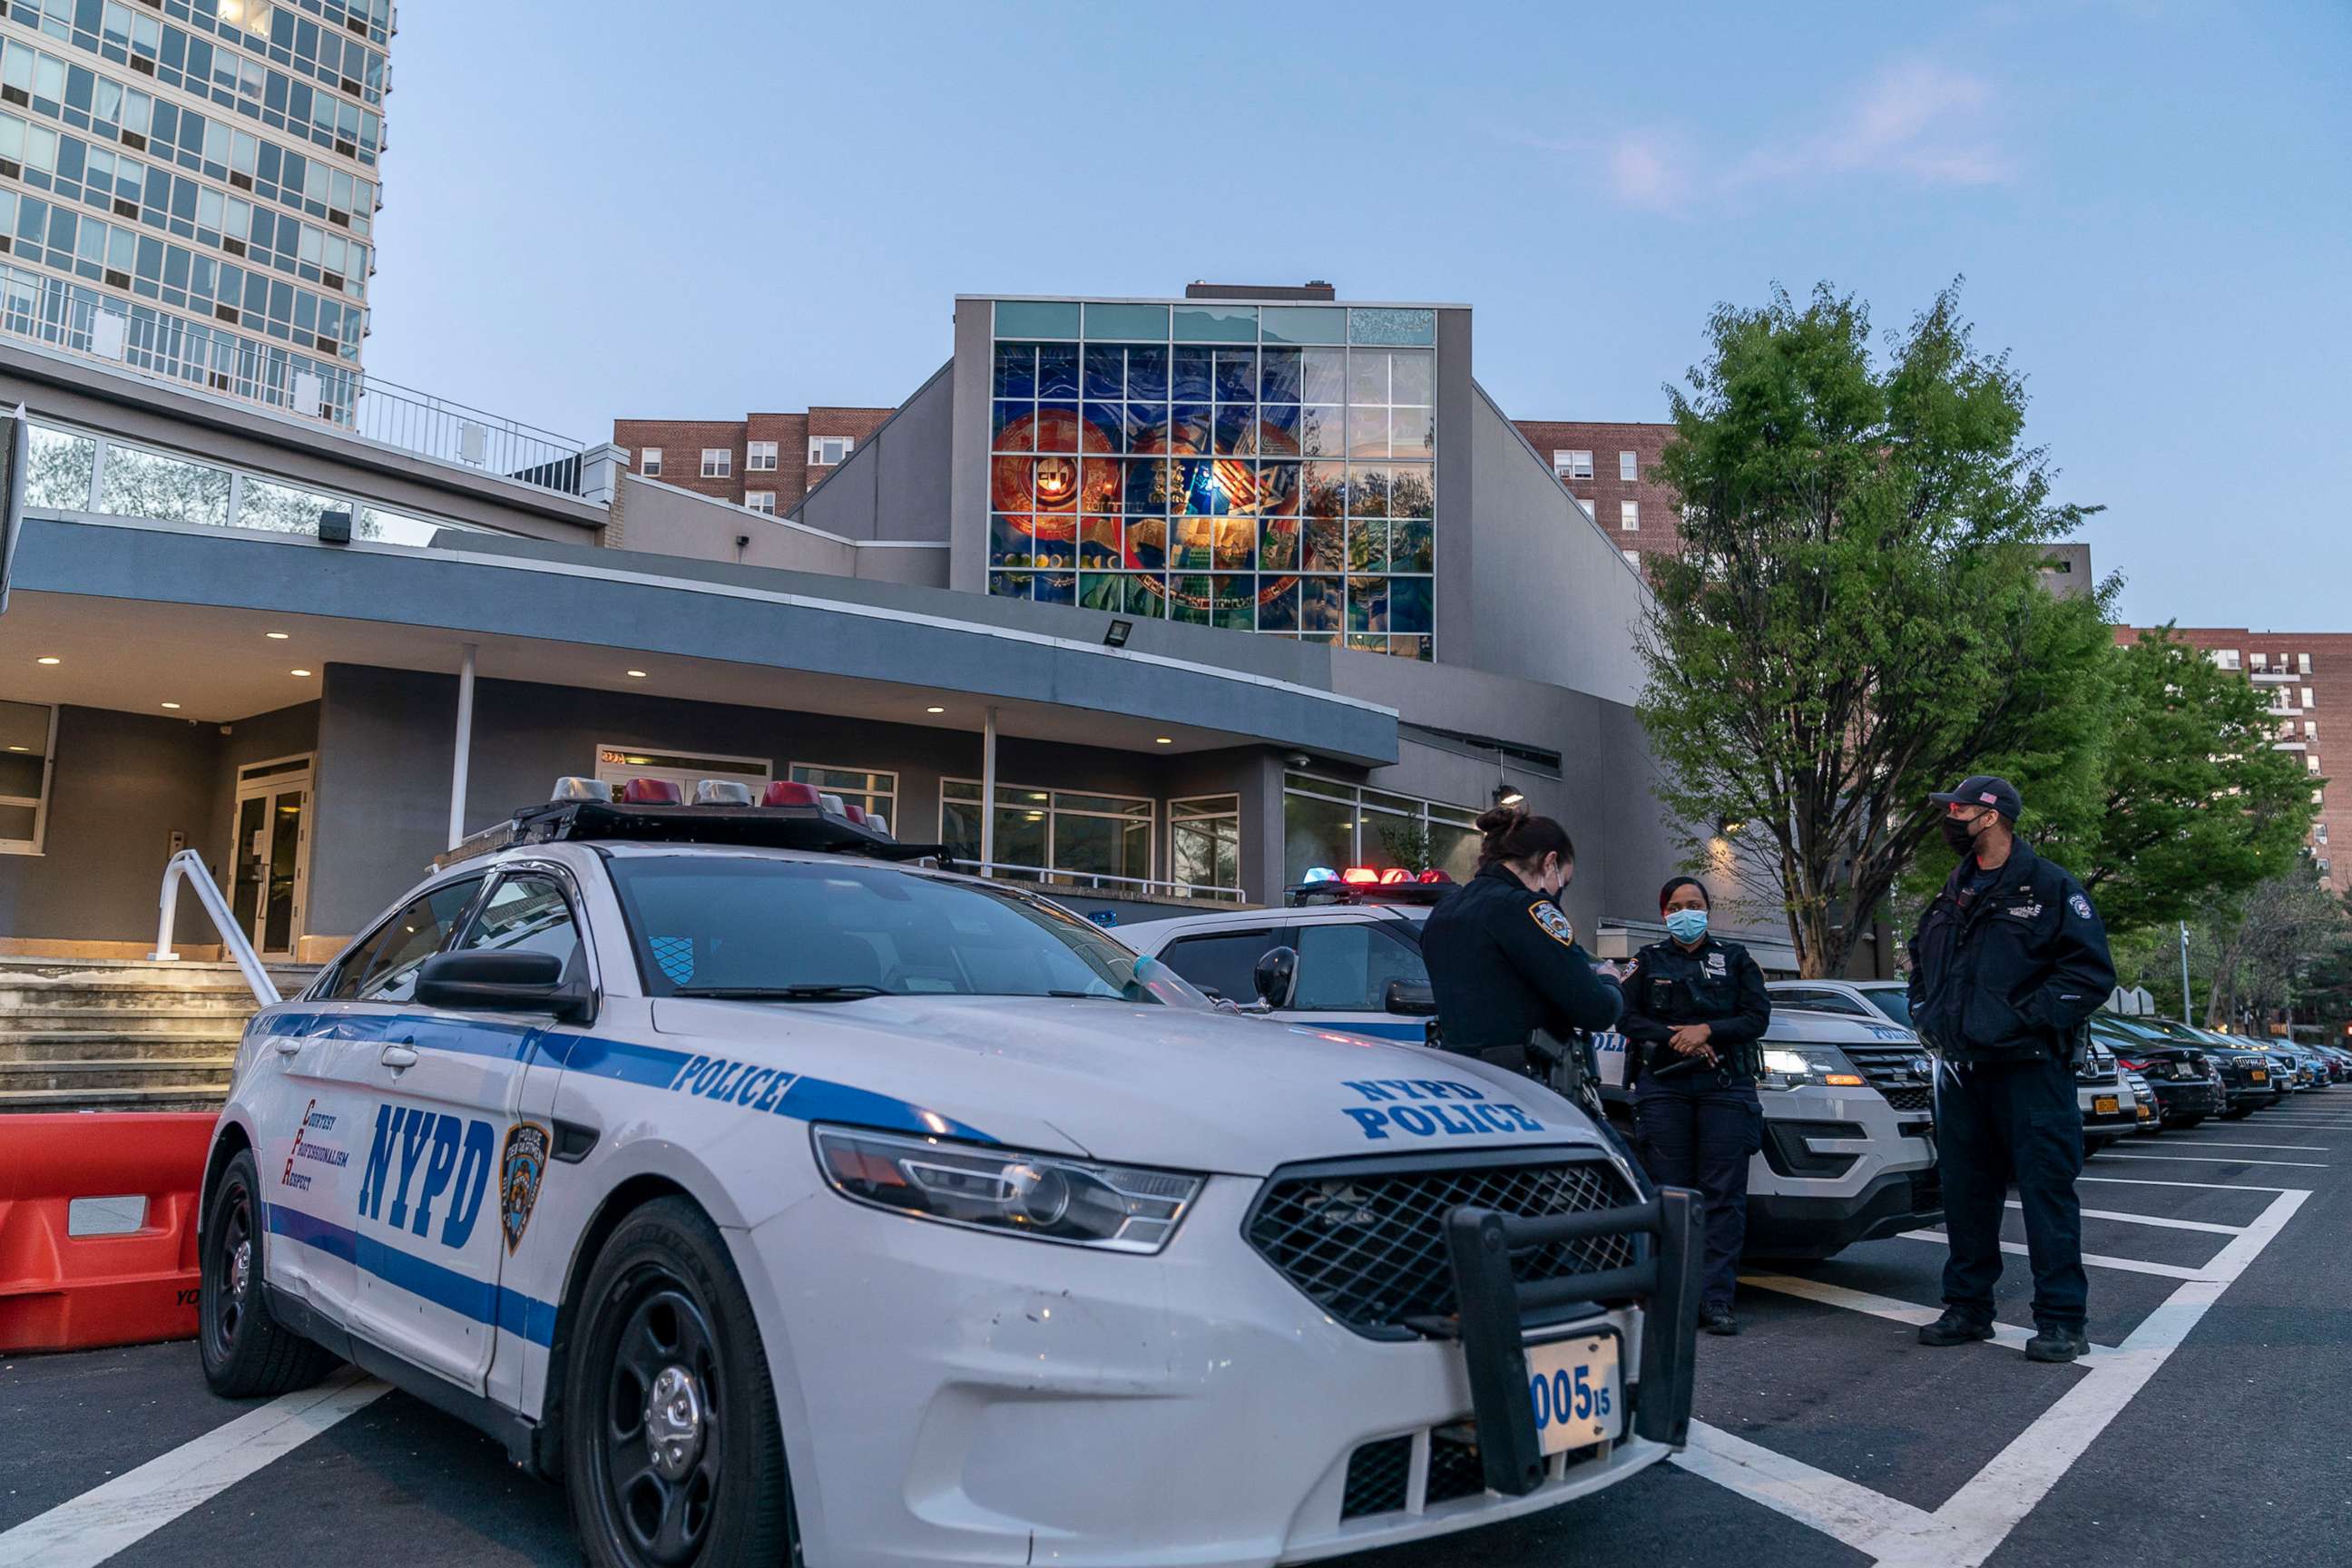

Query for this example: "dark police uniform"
[1616,936,1771,1312]
[1420,862,1623,1077]
[1909,841,2115,1337]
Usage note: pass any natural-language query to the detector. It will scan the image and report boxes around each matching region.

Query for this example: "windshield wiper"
[671,985,889,1003]
[1045,989,1131,1002]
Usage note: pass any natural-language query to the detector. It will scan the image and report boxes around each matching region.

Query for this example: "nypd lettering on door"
[357,1104,496,1250]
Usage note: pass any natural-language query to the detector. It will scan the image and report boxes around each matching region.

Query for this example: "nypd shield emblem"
[1532,901,1577,947]
[501,1122,551,1255]
[2069,893,2092,921]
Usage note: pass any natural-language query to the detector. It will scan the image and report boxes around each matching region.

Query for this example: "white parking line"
[2035,1201,2242,1235]
[2094,1152,2329,1169]
[2151,1140,2328,1151]
[1737,1273,2043,1353]
[1896,1230,2213,1282]
[2079,1174,2297,1193]
[1692,1184,2310,1565]
[0,1367,388,1568]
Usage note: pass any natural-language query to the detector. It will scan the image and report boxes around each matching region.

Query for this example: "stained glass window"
[989,300,1436,660]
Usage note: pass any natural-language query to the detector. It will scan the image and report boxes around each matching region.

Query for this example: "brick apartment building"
[612,407,896,514]
[1511,420,1681,567]
[2115,626,2347,894]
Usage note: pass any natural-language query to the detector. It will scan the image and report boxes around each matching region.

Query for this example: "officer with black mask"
[1616,877,1770,1336]
[1908,775,2115,1364]
[1420,806,1622,1102]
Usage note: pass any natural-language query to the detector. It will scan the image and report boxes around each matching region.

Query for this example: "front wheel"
[564,1197,798,1568]
[198,1147,337,1396]
[2165,1114,2205,1130]
[2220,1105,2253,1121]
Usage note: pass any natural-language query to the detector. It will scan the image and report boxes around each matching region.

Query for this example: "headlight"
[812,1125,1203,1253]
[1759,1045,1867,1091]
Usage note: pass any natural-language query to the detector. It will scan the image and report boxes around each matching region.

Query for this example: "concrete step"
[0,1084,228,1112]
[0,1035,243,1063]
[0,1059,234,1093]
[0,1010,256,1036]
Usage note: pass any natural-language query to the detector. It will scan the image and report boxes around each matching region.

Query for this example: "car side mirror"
[1253,946,1298,1011]
[1384,978,1438,1016]
[416,949,592,1023]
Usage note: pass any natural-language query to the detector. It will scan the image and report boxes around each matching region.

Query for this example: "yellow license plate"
[1525,1333,1622,1455]
[2251,1069,2268,1082]
[2094,1095,2119,1114]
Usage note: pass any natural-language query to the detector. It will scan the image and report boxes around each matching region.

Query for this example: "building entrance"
[230,755,312,960]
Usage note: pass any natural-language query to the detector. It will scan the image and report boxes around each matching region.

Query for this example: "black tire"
[2220,1105,2253,1121]
[564,1197,797,1568]
[2083,1136,2111,1157]
[198,1147,338,1397]
[2165,1114,2205,1130]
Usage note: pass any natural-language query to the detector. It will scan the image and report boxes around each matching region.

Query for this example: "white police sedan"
[197,781,1699,1568]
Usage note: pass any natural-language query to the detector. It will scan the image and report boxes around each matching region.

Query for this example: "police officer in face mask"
[1420,806,1623,1093]
[1617,877,1770,1336]
[1908,776,2115,1365]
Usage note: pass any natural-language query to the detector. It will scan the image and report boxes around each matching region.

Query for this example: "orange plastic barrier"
[0,1112,215,1354]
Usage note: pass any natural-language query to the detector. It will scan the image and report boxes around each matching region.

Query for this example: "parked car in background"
[2078,1041,2140,1154]
[1763,979,1915,1031]
[2088,1015,2224,1130]
[2102,1015,2274,1120]
[2309,1042,2352,1083]
[2122,1069,2162,1135]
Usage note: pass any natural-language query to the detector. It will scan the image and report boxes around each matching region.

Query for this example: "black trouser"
[1936,1055,2086,1332]
[1633,1072,1762,1310]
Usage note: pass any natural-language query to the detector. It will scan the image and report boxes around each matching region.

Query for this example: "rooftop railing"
[0,266,586,497]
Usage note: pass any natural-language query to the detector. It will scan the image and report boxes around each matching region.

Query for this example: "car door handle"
[274,1036,301,1057]
[379,1044,418,1070]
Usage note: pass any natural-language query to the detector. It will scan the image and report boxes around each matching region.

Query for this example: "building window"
[941,779,1153,888]
[746,492,776,514]
[1622,550,1641,568]
[639,447,662,477]
[1619,450,1637,481]
[2210,649,2241,671]
[0,701,56,854]
[809,436,853,466]
[2308,720,2319,740]
[789,765,897,828]
[2300,653,2313,673]
[1553,449,1593,481]
[701,448,731,479]
[1620,500,1640,532]
[2318,822,2329,845]
[747,440,779,472]
[2304,687,2316,709]
[2308,755,2322,775]
[1170,795,1242,897]
[992,309,1436,659]
[593,746,769,798]
[2250,652,2269,671]
[1281,773,1479,884]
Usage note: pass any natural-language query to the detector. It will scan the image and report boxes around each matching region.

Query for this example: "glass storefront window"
[99,442,231,527]
[789,765,897,827]
[943,779,1154,889]
[990,301,1436,659]
[1282,773,1481,884]
[24,425,94,509]
[1170,795,1240,897]
[0,700,54,852]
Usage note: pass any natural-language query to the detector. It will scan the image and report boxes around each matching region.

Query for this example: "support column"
[979,705,998,877]
[448,643,476,849]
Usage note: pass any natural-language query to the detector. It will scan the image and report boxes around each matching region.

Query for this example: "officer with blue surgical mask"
[1615,877,1771,1335]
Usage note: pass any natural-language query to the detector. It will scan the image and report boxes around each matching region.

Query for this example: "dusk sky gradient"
[365,1,2349,632]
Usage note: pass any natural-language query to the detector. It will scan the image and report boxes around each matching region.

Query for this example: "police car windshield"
[606,856,1210,1007]
[1862,989,1913,1028]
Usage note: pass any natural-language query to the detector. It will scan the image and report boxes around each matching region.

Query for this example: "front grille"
[1841,1044,1937,1117]
[1245,1154,1640,1338]
[1426,1428,1487,1504]
[1340,1436,1413,1519]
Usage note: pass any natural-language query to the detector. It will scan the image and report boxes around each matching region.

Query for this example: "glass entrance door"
[230,757,311,960]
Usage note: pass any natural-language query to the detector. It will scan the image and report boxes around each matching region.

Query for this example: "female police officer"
[1618,877,1769,1336]
[1420,806,1623,1086]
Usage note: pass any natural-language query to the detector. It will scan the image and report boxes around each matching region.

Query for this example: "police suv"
[1132,880,1943,1261]
[196,784,1700,1568]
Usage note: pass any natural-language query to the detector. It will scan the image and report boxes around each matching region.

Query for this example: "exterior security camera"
[1284,752,1311,768]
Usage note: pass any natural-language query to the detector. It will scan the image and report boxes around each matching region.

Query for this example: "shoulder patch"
[1530,901,1577,947]
[2069,892,2092,920]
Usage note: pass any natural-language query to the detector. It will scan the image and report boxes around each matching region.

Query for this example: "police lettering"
[1341,1079,1544,1141]
[666,1054,801,1113]
[358,1104,495,1250]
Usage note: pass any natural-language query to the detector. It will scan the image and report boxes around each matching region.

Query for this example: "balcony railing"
[0,268,586,497]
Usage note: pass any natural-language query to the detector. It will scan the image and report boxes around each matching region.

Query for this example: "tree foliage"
[1639,282,2104,976]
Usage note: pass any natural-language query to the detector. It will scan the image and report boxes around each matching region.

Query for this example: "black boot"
[1916,1308,1994,1348]
[2025,1325,2088,1363]
[1700,1305,1739,1337]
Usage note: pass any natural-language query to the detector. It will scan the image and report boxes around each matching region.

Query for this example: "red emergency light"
[842,803,868,825]
[1378,867,1414,885]
[1339,867,1380,885]
[761,780,824,808]
[617,777,682,805]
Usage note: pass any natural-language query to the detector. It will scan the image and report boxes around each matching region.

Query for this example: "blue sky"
[367,1,2349,631]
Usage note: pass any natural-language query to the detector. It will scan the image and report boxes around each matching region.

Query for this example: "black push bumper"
[1443,1187,1702,1498]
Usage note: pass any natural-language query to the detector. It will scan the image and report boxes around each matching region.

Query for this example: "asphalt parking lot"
[4,1100,2347,1568]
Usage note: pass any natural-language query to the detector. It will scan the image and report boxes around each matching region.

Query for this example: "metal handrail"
[965,859,1246,903]
[151,849,280,1007]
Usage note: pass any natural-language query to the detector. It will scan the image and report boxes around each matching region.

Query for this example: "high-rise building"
[0,0,387,419]
[2114,626,2346,893]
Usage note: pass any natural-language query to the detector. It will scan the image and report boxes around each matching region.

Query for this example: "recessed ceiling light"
[35,655,60,665]
[289,668,313,678]
[265,631,289,640]
[925,705,946,714]
[625,669,649,679]
[161,701,181,710]
[1154,736,1173,745]
[5,745,24,751]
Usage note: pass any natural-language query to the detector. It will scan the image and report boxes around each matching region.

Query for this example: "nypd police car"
[196,783,1698,1568]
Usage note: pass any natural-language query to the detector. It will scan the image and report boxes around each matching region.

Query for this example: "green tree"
[1639,282,2106,976]
[2041,628,2317,935]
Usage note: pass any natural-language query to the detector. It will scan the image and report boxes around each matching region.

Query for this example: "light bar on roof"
[618,778,682,805]
[694,779,755,806]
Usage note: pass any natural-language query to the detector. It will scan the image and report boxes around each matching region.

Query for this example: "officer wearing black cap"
[1616,877,1770,1336]
[1909,774,2115,1364]
[1421,805,1622,1089]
